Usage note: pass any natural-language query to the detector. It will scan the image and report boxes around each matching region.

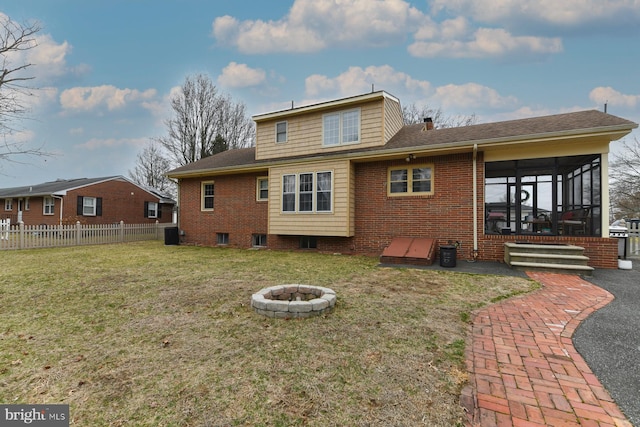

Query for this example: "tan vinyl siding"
[483,137,610,162]
[268,159,354,236]
[256,100,386,161]
[383,96,404,143]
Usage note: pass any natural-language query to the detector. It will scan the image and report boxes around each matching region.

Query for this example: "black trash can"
[439,245,456,268]
[164,226,179,245]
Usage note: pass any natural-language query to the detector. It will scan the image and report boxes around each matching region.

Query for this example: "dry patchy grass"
[0,242,538,426]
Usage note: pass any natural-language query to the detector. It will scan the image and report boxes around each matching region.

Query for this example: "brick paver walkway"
[462,272,633,427]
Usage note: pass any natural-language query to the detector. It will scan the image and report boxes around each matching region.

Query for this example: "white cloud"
[432,83,518,110]
[212,0,424,54]
[75,137,149,150]
[218,62,266,88]
[409,20,562,58]
[59,86,157,112]
[305,65,431,98]
[590,87,640,109]
[430,0,640,33]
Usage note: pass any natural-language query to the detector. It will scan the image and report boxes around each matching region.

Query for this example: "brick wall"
[176,152,618,268]
[179,173,268,247]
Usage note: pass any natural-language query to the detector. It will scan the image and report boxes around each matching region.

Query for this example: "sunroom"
[485,154,602,237]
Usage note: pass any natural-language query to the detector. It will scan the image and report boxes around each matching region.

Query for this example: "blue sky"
[2,0,639,188]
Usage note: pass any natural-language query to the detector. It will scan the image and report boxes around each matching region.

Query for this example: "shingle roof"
[167,110,637,177]
[0,176,175,204]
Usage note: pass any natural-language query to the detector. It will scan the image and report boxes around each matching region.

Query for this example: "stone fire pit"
[251,284,336,319]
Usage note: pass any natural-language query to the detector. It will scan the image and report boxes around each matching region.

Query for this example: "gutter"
[472,144,479,260]
[52,195,64,225]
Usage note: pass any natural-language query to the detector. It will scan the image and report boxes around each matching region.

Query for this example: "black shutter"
[77,196,83,215]
[157,204,162,218]
[144,202,149,218]
[96,197,103,216]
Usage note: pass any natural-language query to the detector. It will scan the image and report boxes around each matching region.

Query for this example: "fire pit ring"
[251,284,336,319]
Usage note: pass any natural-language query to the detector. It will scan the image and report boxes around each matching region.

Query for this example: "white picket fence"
[0,220,176,250]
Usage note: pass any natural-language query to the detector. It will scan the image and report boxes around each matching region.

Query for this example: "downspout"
[52,195,64,226]
[472,144,479,261]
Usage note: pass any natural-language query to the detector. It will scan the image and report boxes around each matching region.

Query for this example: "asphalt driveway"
[574,260,640,426]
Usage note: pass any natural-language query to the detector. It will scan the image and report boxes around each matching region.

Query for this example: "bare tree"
[129,142,176,197]
[402,102,477,128]
[1,15,49,165]
[610,137,640,219]
[156,74,255,167]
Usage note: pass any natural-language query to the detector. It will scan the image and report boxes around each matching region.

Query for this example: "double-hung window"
[323,109,360,146]
[276,121,287,143]
[281,171,332,213]
[388,165,433,196]
[43,197,55,215]
[4,199,13,211]
[202,182,214,210]
[83,197,97,216]
[145,202,158,218]
[257,178,268,201]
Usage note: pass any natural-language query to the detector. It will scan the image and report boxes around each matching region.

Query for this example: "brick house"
[167,91,637,268]
[0,176,175,226]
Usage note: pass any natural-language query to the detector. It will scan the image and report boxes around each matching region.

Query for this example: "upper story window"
[43,197,55,215]
[276,121,288,143]
[4,199,12,211]
[388,165,434,196]
[257,178,268,201]
[202,181,214,211]
[282,171,333,213]
[323,108,360,146]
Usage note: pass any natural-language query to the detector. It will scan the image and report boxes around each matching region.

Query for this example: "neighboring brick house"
[0,176,175,226]
[167,91,637,268]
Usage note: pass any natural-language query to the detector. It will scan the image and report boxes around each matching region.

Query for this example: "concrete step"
[504,242,585,256]
[508,252,590,266]
[509,261,594,277]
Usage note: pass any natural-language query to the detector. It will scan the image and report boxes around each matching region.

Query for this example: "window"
[257,178,268,201]
[25,198,30,211]
[83,197,97,216]
[252,234,267,247]
[145,202,158,218]
[388,165,433,196]
[281,171,332,213]
[43,197,55,215]
[276,121,287,143]
[316,172,332,212]
[217,233,229,245]
[282,175,296,212]
[202,182,214,210]
[76,196,102,216]
[323,109,360,146]
[299,173,313,212]
[4,199,12,211]
[300,236,317,249]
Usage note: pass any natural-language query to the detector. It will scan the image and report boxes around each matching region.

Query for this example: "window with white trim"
[323,109,360,146]
[257,178,268,201]
[146,202,158,218]
[276,121,287,143]
[4,199,13,211]
[281,171,332,213]
[83,197,97,216]
[43,197,55,215]
[202,181,214,210]
[388,165,433,196]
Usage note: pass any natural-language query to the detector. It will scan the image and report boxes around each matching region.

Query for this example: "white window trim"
[43,197,55,215]
[275,121,288,143]
[83,197,97,216]
[387,164,434,197]
[281,171,333,213]
[256,177,268,201]
[201,181,215,211]
[147,202,158,219]
[322,108,361,147]
[4,198,13,211]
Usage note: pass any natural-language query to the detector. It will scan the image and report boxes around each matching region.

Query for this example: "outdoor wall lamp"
[405,153,415,162]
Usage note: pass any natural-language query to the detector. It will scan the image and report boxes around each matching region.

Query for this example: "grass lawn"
[0,241,538,426]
